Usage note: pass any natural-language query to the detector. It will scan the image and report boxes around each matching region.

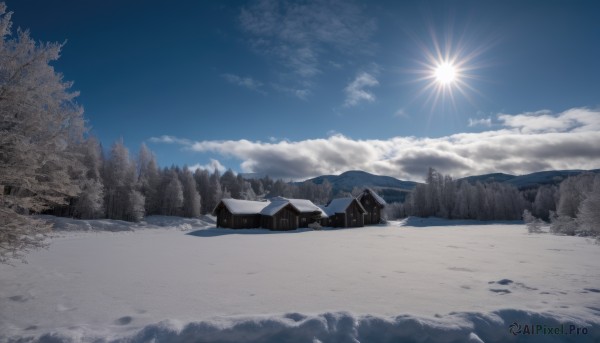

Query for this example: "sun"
[434,61,456,85]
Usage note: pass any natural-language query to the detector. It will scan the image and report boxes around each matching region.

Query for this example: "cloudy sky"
[9,0,600,181]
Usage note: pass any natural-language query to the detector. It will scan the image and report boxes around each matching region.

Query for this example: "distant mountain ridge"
[460,169,600,190]
[302,170,417,203]
[296,169,600,203]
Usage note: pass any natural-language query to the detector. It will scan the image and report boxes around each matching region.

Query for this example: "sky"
[6,0,600,181]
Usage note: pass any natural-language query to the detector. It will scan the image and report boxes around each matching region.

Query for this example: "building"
[357,188,387,225]
[260,197,327,230]
[212,198,268,229]
[320,197,366,228]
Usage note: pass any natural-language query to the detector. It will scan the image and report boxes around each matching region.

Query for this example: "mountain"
[303,170,417,203]
[459,169,600,190]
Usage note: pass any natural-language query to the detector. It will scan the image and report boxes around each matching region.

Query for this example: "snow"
[1,216,599,342]
[215,198,269,215]
[259,199,290,215]
[358,188,387,206]
[261,197,327,217]
[322,197,365,216]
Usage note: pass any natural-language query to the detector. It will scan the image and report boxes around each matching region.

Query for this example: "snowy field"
[1,216,599,342]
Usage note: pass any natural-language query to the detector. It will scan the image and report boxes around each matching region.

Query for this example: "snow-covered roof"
[215,198,269,215]
[261,197,327,217]
[322,197,366,216]
[358,188,387,206]
[260,200,293,216]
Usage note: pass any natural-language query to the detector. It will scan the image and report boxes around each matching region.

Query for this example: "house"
[260,199,300,230]
[320,197,366,228]
[260,197,327,230]
[357,188,387,225]
[212,198,268,229]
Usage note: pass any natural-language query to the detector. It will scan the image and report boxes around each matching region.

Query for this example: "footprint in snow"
[115,316,133,325]
[8,295,29,302]
[489,289,511,294]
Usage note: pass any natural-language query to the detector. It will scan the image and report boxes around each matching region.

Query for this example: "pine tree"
[0,4,86,263]
[181,167,201,218]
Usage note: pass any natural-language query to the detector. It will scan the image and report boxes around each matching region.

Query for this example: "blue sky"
[7,0,600,181]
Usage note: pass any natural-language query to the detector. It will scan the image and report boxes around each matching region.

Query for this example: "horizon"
[6,0,600,182]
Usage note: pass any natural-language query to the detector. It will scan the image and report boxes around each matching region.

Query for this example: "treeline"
[385,168,527,220]
[525,173,600,236]
[385,168,600,236]
[49,139,335,222]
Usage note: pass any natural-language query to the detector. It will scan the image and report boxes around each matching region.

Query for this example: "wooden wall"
[261,205,299,230]
[360,192,384,225]
[215,206,261,229]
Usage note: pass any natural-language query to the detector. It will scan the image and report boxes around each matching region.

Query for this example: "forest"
[1,1,599,265]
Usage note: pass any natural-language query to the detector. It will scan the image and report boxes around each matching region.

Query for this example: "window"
[301,218,307,223]
[280,218,288,227]
[243,218,247,224]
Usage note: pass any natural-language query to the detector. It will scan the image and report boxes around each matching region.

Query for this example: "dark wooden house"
[274,197,327,228]
[321,198,366,228]
[212,198,268,229]
[260,200,300,230]
[357,188,387,225]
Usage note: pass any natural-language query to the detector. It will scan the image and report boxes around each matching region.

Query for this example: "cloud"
[150,108,600,182]
[344,72,379,107]
[188,159,227,173]
[394,109,409,118]
[221,73,265,93]
[468,117,492,127]
[238,0,376,78]
[271,83,311,100]
[497,108,600,133]
[148,135,191,145]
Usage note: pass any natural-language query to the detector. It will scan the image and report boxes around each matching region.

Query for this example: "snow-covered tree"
[577,175,600,235]
[136,144,160,215]
[523,210,543,233]
[532,185,557,221]
[162,169,183,216]
[103,139,144,221]
[207,168,223,211]
[0,3,86,263]
[549,211,577,236]
[72,137,104,219]
[194,168,211,214]
[181,167,201,218]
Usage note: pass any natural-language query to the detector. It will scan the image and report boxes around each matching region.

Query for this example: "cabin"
[275,197,327,228]
[357,188,387,225]
[259,197,327,230]
[260,200,300,230]
[321,197,366,228]
[212,198,268,229]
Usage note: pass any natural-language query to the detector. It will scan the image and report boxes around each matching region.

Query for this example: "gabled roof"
[262,196,327,217]
[260,199,297,216]
[357,188,387,206]
[322,197,366,216]
[213,198,269,215]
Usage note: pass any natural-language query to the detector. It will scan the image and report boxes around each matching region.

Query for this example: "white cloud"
[271,83,311,100]
[497,108,600,133]
[188,159,227,173]
[148,135,191,145]
[468,117,492,127]
[344,72,379,107]
[239,0,376,78]
[150,108,600,182]
[222,73,265,93]
[394,109,409,118]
